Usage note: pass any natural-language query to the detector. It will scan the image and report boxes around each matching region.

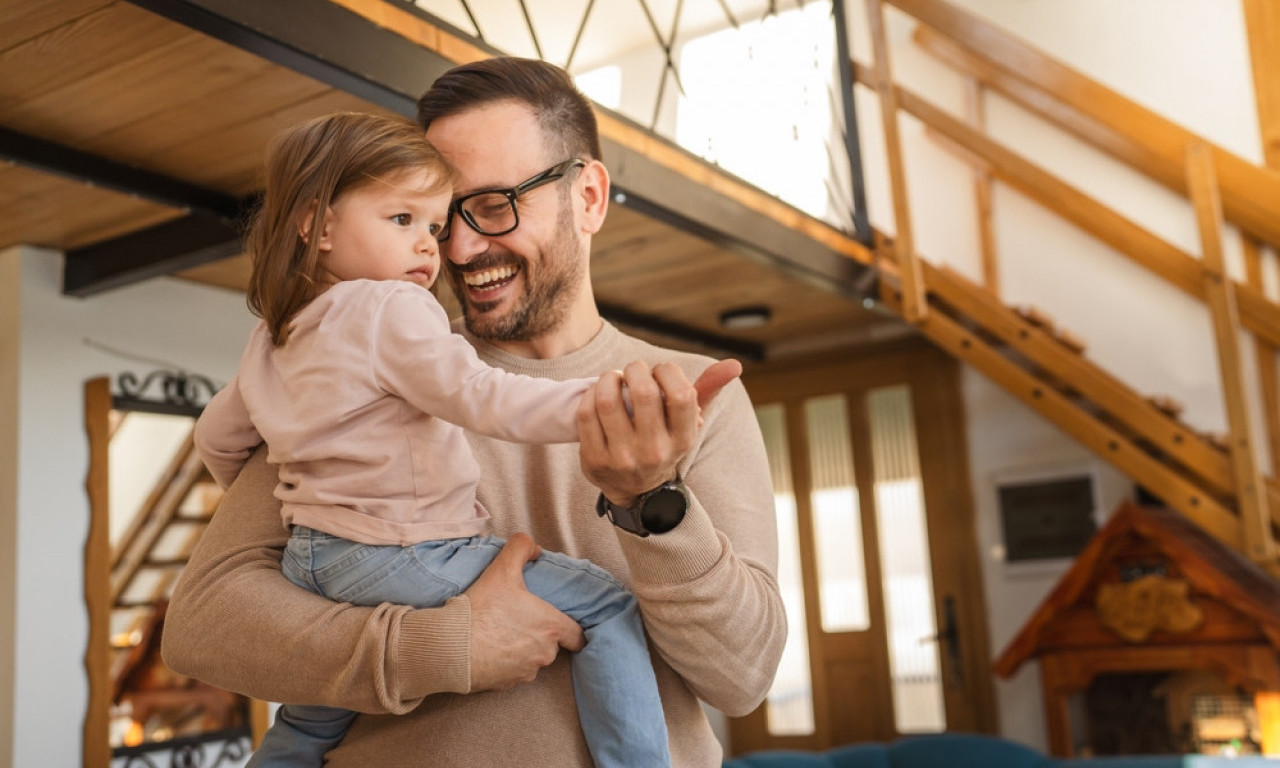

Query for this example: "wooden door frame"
[730,339,998,753]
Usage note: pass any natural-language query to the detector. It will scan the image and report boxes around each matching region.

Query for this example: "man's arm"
[163,448,583,711]
[578,362,787,716]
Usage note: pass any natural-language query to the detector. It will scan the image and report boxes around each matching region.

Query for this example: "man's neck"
[488,311,604,360]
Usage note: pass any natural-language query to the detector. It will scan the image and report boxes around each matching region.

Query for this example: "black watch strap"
[596,478,689,537]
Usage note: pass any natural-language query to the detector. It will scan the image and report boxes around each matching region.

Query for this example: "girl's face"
[314,167,451,290]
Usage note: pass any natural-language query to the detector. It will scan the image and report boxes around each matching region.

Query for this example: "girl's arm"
[193,376,263,489]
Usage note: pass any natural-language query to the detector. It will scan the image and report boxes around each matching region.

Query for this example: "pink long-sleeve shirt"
[194,279,593,546]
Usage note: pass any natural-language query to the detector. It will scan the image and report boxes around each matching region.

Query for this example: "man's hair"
[416,57,602,162]
[245,112,455,346]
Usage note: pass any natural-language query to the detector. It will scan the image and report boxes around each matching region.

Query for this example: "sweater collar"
[456,320,621,379]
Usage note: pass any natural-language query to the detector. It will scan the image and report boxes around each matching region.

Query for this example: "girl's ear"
[298,202,335,251]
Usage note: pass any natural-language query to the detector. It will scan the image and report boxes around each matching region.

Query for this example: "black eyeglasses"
[438,158,587,242]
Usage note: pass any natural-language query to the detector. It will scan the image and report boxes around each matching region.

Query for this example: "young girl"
[193,112,675,768]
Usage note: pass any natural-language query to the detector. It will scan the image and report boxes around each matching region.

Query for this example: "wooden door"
[730,341,997,754]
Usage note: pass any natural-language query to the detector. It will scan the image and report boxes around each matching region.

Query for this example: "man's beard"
[446,202,583,343]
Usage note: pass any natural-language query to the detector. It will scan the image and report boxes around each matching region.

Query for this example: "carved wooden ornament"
[1095,574,1205,643]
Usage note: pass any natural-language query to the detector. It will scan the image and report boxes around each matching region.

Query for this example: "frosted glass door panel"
[755,404,815,736]
[868,386,944,733]
[803,395,870,633]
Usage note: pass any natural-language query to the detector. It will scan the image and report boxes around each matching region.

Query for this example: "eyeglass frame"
[438,158,587,242]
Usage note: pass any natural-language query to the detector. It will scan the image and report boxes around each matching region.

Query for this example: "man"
[163,57,786,767]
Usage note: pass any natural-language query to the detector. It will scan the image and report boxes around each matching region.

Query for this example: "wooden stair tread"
[1013,304,1054,330]
[1146,395,1186,418]
[1053,328,1087,354]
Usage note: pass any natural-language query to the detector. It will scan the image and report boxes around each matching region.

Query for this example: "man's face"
[426,101,587,343]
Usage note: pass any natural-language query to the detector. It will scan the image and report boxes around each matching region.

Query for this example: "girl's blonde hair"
[246,111,455,345]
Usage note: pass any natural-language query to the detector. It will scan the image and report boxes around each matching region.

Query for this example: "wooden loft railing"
[858,0,1280,566]
[896,0,1280,254]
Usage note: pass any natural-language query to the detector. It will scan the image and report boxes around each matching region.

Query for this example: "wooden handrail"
[893,0,1280,251]
[853,64,1280,351]
[878,275,1244,551]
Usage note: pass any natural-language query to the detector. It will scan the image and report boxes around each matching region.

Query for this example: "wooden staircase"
[856,0,1280,569]
[106,429,222,687]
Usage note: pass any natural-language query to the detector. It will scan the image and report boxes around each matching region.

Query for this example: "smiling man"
[163,57,786,768]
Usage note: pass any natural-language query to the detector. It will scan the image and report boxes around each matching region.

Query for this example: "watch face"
[641,486,687,534]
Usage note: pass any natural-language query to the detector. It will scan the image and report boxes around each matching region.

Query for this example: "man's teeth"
[463,266,517,288]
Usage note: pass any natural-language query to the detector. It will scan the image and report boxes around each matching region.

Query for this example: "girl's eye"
[428,222,443,236]
[392,213,412,226]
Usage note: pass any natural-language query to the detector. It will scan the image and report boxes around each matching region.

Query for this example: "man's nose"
[441,218,488,264]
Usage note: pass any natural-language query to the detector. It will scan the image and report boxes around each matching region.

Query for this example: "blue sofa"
[722,733,1274,768]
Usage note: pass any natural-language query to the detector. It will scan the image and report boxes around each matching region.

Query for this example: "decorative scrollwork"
[113,370,220,417]
[114,728,251,768]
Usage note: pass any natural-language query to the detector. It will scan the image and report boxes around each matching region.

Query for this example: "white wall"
[843,0,1268,752]
[10,246,256,768]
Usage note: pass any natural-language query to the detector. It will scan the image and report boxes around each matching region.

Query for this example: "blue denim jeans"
[247,526,670,768]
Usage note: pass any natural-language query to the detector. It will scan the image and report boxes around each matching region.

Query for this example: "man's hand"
[578,359,742,508]
[465,533,585,691]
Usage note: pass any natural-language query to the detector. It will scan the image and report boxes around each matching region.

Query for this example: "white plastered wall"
[8,245,256,768]
[844,0,1269,751]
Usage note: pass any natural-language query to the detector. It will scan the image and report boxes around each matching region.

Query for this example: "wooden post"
[1243,235,1280,479]
[963,77,999,296]
[866,0,927,322]
[1186,142,1274,563]
[1242,0,1280,169]
[84,377,112,768]
[1242,0,1280,484]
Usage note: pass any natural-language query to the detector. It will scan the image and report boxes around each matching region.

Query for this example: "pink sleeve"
[369,287,593,444]
[193,374,263,489]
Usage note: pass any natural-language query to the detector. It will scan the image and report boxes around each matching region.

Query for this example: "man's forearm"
[624,499,787,716]
[162,448,471,713]
[620,383,787,715]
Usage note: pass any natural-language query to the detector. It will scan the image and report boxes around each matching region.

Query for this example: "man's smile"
[462,265,520,295]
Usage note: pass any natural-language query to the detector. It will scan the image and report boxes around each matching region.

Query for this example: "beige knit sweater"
[163,322,786,767]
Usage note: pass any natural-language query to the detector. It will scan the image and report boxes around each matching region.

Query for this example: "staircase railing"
[858,0,1280,565]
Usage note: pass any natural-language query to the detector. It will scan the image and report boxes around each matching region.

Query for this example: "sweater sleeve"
[617,379,787,717]
[192,374,261,489]
[162,448,475,713]
[370,287,592,444]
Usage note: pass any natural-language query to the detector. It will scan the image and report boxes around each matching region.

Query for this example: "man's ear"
[577,160,609,236]
[298,202,335,250]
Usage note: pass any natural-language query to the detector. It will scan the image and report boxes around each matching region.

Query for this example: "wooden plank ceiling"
[1,0,895,362]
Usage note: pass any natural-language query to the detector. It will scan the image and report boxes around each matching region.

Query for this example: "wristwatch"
[596,478,689,537]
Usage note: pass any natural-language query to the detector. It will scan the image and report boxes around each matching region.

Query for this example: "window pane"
[755,404,814,736]
[803,395,870,633]
[868,386,945,733]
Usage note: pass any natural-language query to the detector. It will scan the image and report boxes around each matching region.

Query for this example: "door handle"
[920,594,964,687]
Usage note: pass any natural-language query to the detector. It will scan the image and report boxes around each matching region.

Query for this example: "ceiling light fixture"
[718,305,772,330]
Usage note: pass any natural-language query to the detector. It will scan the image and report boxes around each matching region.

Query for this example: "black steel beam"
[0,127,241,219]
[64,212,243,297]
[601,129,877,302]
[833,0,873,246]
[103,0,876,353]
[596,301,765,361]
[125,0,463,116]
